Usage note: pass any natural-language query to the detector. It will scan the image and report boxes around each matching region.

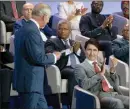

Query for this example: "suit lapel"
[81,59,96,77]
[57,38,66,50]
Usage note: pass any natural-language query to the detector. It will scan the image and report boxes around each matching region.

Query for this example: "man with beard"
[79,1,118,64]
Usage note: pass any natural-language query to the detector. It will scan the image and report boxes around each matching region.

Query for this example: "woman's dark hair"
[84,38,100,50]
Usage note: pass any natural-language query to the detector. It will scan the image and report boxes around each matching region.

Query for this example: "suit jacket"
[79,12,118,41]
[74,58,121,98]
[14,19,27,33]
[14,19,56,38]
[0,1,25,31]
[45,37,85,70]
[14,20,55,93]
[112,38,129,65]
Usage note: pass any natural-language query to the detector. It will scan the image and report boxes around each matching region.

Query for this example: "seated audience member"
[14,3,34,33]
[74,38,129,109]
[14,3,56,38]
[45,20,85,104]
[112,24,129,65]
[58,0,87,21]
[112,0,129,35]
[80,0,117,64]
[114,0,129,19]
[57,0,87,38]
[0,1,26,32]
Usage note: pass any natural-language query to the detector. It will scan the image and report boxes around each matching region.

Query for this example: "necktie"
[93,62,110,92]
[64,40,70,49]
[11,1,19,19]
[64,40,77,68]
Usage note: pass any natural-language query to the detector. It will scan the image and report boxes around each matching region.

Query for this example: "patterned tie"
[64,40,77,68]
[11,1,19,19]
[93,62,110,92]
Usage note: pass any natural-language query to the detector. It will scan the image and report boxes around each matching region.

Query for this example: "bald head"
[22,3,34,20]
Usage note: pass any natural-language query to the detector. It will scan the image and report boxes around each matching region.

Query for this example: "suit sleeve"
[24,31,55,66]
[0,1,16,23]
[13,21,22,33]
[74,65,103,90]
[112,40,129,58]
[79,15,105,38]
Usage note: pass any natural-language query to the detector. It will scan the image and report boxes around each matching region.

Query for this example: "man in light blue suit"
[13,3,61,109]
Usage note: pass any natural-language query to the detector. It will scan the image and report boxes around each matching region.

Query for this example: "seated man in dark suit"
[112,24,129,65]
[45,20,85,104]
[79,1,118,64]
[14,3,56,38]
[74,38,129,109]
[0,1,26,32]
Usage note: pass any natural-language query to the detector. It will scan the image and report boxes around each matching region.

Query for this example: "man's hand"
[0,45,6,52]
[53,52,61,60]
[75,9,81,15]
[73,41,81,53]
[99,58,106,76]
[81,6,88,15]
[110,57,118,73]
[101,15,113,29]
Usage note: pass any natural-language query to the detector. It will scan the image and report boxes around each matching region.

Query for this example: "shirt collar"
[30,18,40,29]
[85,58,97,66]
[61,38,70,44]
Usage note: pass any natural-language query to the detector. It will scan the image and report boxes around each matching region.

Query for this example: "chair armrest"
[45,65,61,94]
[71,85,100,109]
[0,20,7,44]
[119,86,129,96]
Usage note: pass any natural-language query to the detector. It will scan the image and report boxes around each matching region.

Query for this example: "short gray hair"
[57,20,71,30]
[32,3,51,17]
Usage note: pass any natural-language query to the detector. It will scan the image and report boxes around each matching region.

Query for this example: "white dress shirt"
[86,58,113,89]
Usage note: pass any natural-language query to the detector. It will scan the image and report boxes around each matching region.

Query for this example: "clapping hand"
[110,57,118,73]
[73,41,81,53]
[101,15,113,29]
[81,6,88,15]
[100,58,106,76]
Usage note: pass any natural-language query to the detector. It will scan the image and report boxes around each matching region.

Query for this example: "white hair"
[57,20,71,30]
[32,3,51,17]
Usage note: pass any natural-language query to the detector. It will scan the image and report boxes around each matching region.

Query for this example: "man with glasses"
[112,24,129,65]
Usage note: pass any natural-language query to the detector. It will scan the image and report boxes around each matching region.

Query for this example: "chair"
[71,85,100,109]
[0,20,12,44]
[7,63,68,109]
[75,35,104,63]
[71,85,129,109]
[45,65,69,108]
[109,55,129,87]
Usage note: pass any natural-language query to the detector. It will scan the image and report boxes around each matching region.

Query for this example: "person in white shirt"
[57,0,87,39]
